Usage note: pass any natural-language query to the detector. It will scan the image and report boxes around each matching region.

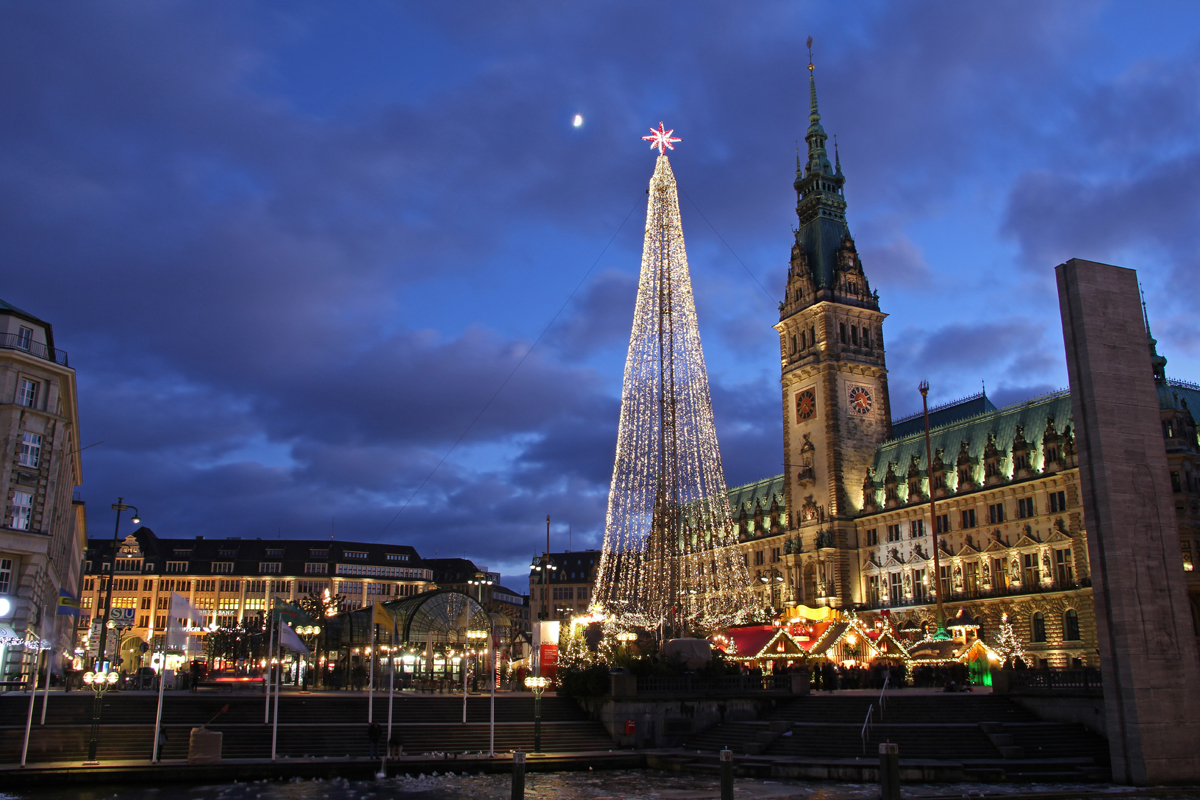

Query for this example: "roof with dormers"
[867,389,1076,502]
[728,474,786,518]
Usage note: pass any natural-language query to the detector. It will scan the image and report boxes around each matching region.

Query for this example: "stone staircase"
[0,693,613,763]
[682,693,1110,782]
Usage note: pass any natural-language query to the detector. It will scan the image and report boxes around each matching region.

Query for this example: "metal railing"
[0,333,69,366]
[1007,668,1102,693]
[861,704,873,753]
[860,578,1090,611]
[878,673,889,720]
[636,673,791,694]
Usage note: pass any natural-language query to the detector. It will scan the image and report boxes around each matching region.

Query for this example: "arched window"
[1031,611,1047,643]
[1064,608,1080,641]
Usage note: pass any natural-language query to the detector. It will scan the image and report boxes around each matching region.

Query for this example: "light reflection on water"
[1,770,1196,800]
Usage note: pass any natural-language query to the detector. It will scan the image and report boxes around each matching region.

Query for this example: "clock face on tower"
[848,385,874,415]
[795,389,816,421]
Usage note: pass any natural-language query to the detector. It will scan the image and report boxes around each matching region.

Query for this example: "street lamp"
[524,675,550,752]
[468,571,494,604]
[86,498,140,764]
[82,667,120,764]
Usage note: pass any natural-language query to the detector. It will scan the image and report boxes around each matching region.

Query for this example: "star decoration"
[642,122,681,155]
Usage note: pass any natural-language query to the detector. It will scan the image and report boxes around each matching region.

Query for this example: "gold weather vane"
[807,35,814,71]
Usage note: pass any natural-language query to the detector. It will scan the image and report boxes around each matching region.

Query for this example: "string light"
[593,143,754,634]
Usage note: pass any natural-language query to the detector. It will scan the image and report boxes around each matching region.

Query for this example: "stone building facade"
[79,528,434,665]
[0,299,85,682]
[726,67,1200,668]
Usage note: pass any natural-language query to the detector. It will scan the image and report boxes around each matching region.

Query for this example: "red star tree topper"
[642,122,681,155]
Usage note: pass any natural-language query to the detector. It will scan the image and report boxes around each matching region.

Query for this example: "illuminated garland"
[593,149,753,633]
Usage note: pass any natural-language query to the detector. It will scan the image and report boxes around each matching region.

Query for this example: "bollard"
[512,749,526,800]
[719,748,734,800]
[878,742,899,800]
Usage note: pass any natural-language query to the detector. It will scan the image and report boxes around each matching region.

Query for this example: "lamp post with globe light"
[524,674,549,752]
[82,665,120,763]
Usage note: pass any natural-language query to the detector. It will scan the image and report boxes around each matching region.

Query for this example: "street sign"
[109,607,135,626]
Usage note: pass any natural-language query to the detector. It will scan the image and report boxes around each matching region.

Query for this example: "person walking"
[367,721,382,759]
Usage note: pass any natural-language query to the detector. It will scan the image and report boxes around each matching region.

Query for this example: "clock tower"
[774,60,891,608]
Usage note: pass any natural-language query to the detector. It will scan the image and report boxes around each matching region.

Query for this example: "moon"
[572,114,584,128]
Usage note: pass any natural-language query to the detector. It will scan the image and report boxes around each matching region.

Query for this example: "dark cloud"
[3,1,1198,582]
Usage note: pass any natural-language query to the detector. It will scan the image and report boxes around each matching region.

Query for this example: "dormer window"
[17,327,33,350]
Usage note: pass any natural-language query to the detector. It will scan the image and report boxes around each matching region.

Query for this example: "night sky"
[5,2,1199,589]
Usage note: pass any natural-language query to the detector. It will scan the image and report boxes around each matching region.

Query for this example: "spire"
[834,134,843,178]
[1142,283,1168,383]
[804,60,834,178]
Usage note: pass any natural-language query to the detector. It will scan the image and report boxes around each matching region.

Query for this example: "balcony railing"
[1002,668,1103,695]
[637,673,791,695]
[0,333,68,366]
[860,578,1090,611]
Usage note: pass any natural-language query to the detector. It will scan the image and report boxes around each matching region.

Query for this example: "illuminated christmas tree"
[593,124,753,635]
[991,613,1024,667]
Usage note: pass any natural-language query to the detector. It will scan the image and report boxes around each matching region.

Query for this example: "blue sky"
[4,1,1199,589]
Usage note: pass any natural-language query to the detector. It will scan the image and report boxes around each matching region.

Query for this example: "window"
[140,596,151,609]
[154,615,166,629]
[771,547,781,563]
[866,529,878,546]
[265,548,283,557]
[963,562,979,597]
[887,524,902,543]
[18,379,39,408]
[305,562,328,574]
[939,565,951,600]
[800,331,807,349]
[991,557,1007,590]
[935,514,950,534]
[884,572,900,604]
[166,561,188,572]
[260,562,281,574]
[1185,541,1194,572]
[863,327,872,349]
[961,509,976,529]
[1049,491,1067,513]
[161,579,190,592]
[1172,471,1182,493]
[386,553,410,562]
[142,579,154,591]
[912,569,926,602]
[195,580,216,592]
[839,322,846,343]
[17,326,33,349]
[988,503,1005,524]
[1014,453,1030,471]
[1054,548,1073,585]
[310,549,328,559]
[1018,498,1036,519]
[156,596,169,610]
[1023,553,1040,586]
[1045,445,1060,463]
[271,580,292,594]
[211,562,233,574]
[910,519,925,538]
[10,491,32,530]
[344,550,367,559]
[19,432,42,468]
[867,575,881,604]
[1031,611,1046,643]
[851,326,860,346]
[1064,609,1081,641]
[0,558,12,593]
[754,550,764,566]
[244,598,265,610]
[218,549,237,558]
[218,580,240,592]
[139,615,150,628]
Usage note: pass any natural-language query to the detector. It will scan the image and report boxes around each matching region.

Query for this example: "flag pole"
[20,647,41,767]
[368,613,375,723]
[39,640,52,724]
[152,614,169,762]
[264,604,276,724]
[489,616,495,758]
[271,617,281,761]
[386,616,396,766]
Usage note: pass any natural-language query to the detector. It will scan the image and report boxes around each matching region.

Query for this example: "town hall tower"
[774,62,891,608]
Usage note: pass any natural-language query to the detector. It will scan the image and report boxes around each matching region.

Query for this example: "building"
[529,549,600,621]
[79,528,434,665]
[0,299,85,683]
[725,65,1200,667]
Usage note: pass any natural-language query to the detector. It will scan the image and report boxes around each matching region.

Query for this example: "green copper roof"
[869,389,1074,498]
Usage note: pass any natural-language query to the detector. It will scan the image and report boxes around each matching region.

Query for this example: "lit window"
[260,562,281,574]
[0,558,12,593]
[10,492,33,530]
[17,379,39,408]
[18,432,42,468]
[1031,611,1046,643]
[211,562,234,574]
